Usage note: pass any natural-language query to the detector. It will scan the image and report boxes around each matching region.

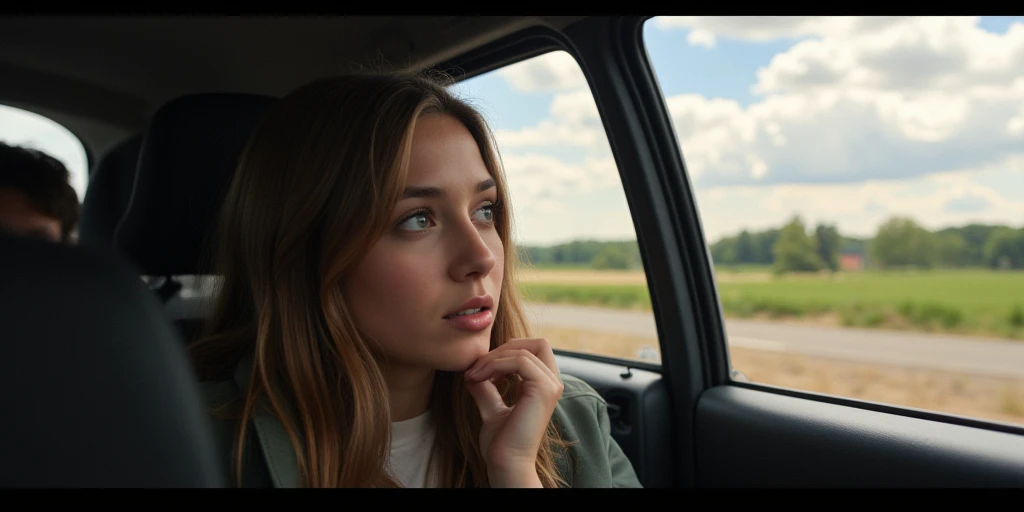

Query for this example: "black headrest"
[115,93,277,276]
[79,135,142,248]
[0,235,225,487]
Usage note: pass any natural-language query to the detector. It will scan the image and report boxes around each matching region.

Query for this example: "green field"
[714,264,777,274]
[519,269,1024,340]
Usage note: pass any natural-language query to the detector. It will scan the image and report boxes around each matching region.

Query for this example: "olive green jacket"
[198,353,642,488]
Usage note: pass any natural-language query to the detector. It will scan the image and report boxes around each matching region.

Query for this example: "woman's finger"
[496,338,558,374]
[466,338,559,377]
[466,352,561,398]
[465,377,508,423]
[467,349,556,384]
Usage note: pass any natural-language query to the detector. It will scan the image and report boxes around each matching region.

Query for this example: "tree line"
[519,217,1024,272]
[519,240,643,270]
[713,216,1024,273]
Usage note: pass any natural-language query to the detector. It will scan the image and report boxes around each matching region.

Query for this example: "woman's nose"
[448,222,497,282]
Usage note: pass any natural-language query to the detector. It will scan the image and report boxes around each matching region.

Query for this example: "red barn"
[840,253,864,271]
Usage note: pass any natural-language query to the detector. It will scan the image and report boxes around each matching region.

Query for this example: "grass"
[715,264,776,274]
[526,263,600,271]
[539,325,1024,427]
[717,270,1024,338]
[518,267,1024,340]
[521,283,652,311]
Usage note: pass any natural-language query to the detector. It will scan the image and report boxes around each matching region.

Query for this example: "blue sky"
[2,16,1023,246]
[643,28,794,107]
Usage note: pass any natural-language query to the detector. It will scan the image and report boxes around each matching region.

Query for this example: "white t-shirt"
[388,410,437,488]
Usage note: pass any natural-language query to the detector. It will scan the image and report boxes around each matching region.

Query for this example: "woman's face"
[345,114,504,373]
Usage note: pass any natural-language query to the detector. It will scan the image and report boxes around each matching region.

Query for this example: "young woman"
[190,71,642,488]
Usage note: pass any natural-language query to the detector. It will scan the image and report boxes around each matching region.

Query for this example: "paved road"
[523,303,1024,380]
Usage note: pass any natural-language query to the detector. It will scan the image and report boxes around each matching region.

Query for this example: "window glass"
[643,16,1024,425]
[456,50,659,364]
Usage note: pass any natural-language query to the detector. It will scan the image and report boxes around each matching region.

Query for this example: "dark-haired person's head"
[0,142,80,243]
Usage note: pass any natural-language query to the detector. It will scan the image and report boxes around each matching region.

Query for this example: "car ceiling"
[0,16,585,166]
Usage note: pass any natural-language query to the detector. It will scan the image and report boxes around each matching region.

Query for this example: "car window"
[455,50,659,364]
[642,16,1024,425]
[0,104,89,202]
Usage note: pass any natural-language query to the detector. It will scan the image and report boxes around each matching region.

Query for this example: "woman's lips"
[444,308,493,331]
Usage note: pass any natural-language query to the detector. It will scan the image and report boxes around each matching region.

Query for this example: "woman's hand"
[464,337,564,488]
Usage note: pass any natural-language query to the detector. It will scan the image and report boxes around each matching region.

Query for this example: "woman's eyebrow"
[403,178,496,198]
[476,178,496,192]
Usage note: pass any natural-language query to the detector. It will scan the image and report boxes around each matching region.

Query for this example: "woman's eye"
[473,203,494,223]
[398,212,431,231]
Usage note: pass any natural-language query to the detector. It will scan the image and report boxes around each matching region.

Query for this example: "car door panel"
[696,385,1024,487]
[554,353,674,488]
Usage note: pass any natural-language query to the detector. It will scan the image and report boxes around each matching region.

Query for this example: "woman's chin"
[440,341,492,372]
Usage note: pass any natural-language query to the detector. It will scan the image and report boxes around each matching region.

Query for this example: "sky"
[456,16,1024,245]
[3,16,1023,246]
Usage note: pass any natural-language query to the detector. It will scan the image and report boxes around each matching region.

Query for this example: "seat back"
[0,235,226,487]
[78,135,142,249]
[113,93,277,343]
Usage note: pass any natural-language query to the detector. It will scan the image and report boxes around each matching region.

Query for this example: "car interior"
[1,15,1023,488]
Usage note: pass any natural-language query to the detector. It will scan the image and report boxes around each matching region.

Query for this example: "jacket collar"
[233,351,301,488]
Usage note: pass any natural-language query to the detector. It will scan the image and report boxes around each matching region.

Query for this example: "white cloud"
[655,16,826,41]
[1008,104,1024,137]
[663,94,757,181]
[498,18,1024,191]
[494,88,608,156]
[753,17,1024,96]
[497,50,588,93]
[750,158,769,180]
[500,152,630,246]
[495,119,601,149]
[655,16,915,44]
[660,17,1024,188]
[497,68,1023,191]
[549,89,601,124]
[687,29,716,49]
[501,153,620,208]
[696,155,1024,242]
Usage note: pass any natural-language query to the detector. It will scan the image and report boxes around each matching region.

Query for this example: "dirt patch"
[520,268,777,285]
[519,269,649,285]
[730,348,1024,426]
[713,272,776,284]
[536,325,1024,427]
[747,311,844,328]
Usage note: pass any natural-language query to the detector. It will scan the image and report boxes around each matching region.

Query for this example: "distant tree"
[935,231,969,267]
[710,236,737,265]
[814,223,841,272]
[753,229,780,265]
[943,224,1004,267]
[772,216,823,274]
[735,230,756,264]
[840,237,867,256]
[626,242,643,268]
[592,244,632,269]
[870,217,936,269]
[522,220,1020,272]
[984,228,1024,269]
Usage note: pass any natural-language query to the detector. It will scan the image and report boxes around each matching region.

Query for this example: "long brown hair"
[188,71,571,487]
